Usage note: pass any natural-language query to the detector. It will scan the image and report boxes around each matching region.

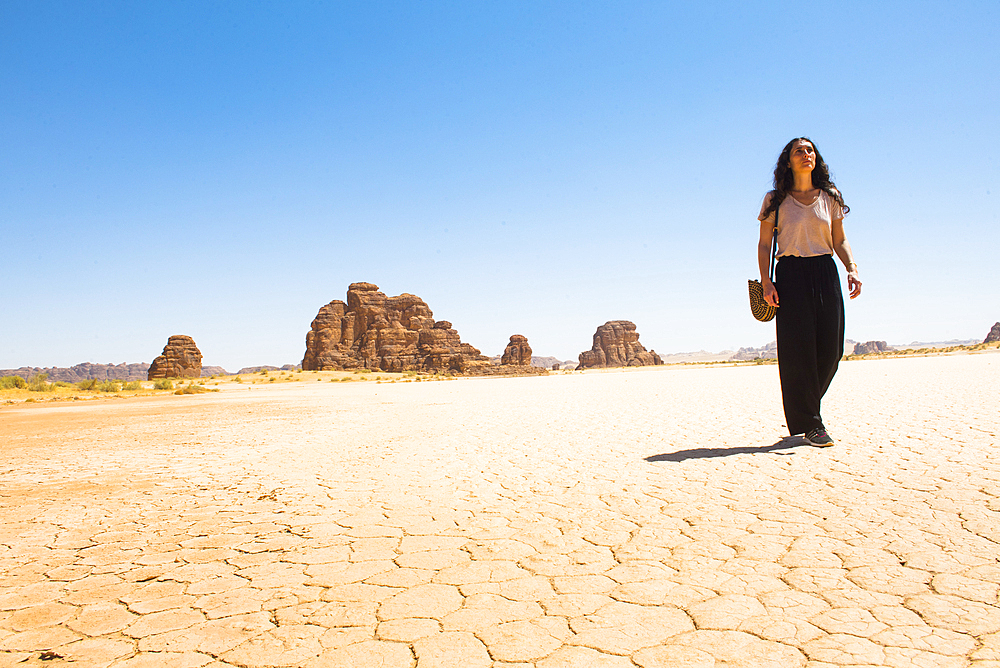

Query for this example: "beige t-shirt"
[758,190,844,258]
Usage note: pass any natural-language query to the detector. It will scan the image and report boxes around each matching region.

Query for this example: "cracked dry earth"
[1,353,999,668]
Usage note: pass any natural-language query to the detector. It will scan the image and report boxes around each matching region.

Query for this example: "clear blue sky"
[2,1,997,370]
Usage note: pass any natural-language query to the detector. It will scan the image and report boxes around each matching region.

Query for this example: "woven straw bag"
[749,207,778,322]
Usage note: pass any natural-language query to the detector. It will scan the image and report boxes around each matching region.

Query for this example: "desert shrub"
[258,369,267,375]
[28,373,51,392]
[53,381,72,388]
[96,380,121,392]
[153,379,174,390]
[76,379,98,390]
[268,377,276,382]
[122,381,142,391]
[234,376,243,383]
[0,376,27,389]
[175,385,207,395]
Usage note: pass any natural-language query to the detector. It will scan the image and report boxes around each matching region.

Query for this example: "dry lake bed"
[1,353,999,667]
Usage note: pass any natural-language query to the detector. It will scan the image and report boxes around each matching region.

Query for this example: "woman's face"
[788,140,816,173]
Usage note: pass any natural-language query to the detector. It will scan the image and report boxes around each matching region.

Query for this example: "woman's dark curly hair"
[761,137,849,219]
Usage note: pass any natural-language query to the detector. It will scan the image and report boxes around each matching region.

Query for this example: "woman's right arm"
[758,217,779,307]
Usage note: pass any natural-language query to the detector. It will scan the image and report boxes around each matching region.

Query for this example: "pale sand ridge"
[1,353,998,666]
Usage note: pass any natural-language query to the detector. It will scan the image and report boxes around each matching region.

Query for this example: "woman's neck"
[791,171,815,192]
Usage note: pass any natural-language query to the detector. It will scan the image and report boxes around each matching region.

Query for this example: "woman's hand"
[832,218,861,299]
[763,278,779,307]
[847,268,862,299]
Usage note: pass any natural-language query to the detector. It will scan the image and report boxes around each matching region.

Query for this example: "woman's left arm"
[831,217,862,299]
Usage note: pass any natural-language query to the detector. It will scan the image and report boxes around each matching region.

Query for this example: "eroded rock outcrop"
[577,320,662,370]
[501,335,532,366]
[985,322,1000,344]
[853,340,890,355]
[148,335,203,379]
[302,283,490,373]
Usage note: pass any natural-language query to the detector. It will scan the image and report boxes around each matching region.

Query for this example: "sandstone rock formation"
[148,335,203,379]
[302,283,490,373]
[577,321,663,370]
[985,322,1000,344]
[853,340,890,355]
[501,335,532,366]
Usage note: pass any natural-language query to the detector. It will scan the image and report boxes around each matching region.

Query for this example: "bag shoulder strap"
[769,206,778,283]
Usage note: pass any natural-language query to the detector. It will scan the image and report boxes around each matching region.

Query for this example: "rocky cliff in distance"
[577,321,662,370]
[303,283,491,374]
[148,335,203,379]
[985,322,1000,344]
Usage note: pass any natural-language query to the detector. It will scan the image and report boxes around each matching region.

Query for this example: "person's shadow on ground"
[645,436,806,462]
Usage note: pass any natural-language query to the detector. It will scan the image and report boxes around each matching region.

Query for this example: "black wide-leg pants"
[774,254,845,435]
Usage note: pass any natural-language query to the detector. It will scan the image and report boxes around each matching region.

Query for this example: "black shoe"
[804,428,834,447]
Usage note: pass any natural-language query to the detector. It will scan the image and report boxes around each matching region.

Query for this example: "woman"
[758,137,861,446]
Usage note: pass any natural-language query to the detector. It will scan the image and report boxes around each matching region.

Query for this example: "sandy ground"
[1,352,998,667]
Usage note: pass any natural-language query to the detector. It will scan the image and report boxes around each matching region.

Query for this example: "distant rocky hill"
[0,363,151,382]
[659,350,734,363]
[729,339,863,361]
[0,362,235,381]
[532,356,577,370]
[488,355,576,369]
[898,338,979,348]
[729,342,778,361]
[236,365,297,374]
